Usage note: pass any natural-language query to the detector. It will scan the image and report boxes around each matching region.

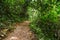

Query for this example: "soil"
[3,21,37,40]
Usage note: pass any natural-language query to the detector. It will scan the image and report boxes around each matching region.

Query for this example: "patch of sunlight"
[32,0,37,2]
[10,37,19,40]
[27,7,39,22]
[58,14,60,17]
[39,37,44,40]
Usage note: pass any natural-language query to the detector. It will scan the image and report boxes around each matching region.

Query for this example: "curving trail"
[3,21,37,40]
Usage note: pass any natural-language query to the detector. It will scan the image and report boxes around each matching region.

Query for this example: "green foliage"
[0,0,29,39]
[0,0,29,28]
[28,0,60,40]
[0,0,60,40]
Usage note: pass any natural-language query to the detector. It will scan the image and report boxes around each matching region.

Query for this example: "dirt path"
[3,21,37,40]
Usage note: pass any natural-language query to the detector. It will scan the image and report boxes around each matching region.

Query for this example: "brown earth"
[3,21,37,40]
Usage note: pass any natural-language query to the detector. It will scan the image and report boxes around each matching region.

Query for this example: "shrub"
[28,0,60,40]
[0,0,29,39]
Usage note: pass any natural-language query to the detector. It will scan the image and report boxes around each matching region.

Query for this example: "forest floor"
[3,21,37,40]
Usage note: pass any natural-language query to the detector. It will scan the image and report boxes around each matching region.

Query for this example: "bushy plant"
[28,0,60,40]
[0,0,29,39]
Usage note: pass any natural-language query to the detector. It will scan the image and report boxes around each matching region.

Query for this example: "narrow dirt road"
[3,21,37,40]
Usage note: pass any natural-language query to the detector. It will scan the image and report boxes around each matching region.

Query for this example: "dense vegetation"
[28,0,60,40]
[0,0,29,39]
[0,0,60,40]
